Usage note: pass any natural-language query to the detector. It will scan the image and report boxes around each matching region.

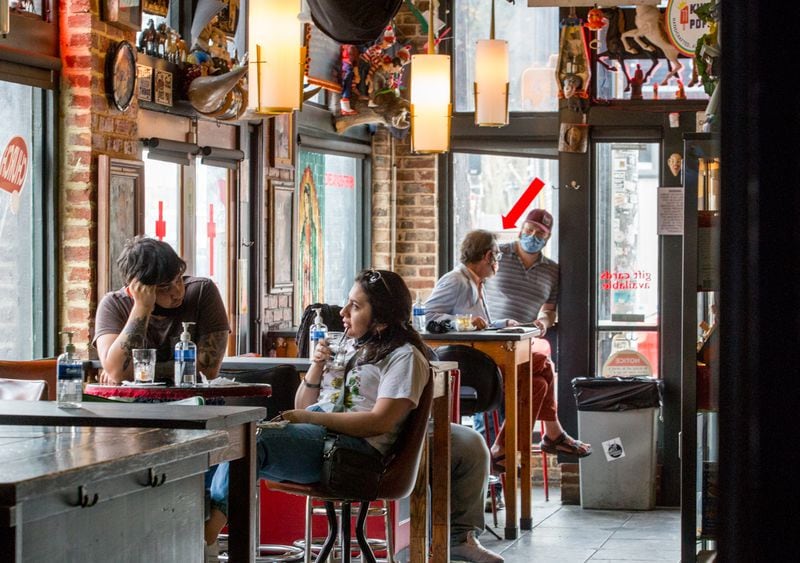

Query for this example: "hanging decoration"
[555,9,591,105]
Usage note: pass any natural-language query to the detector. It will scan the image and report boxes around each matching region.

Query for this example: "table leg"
[501,347,519,540]
[226,422,257,563]
[431,390,451,562]
[518,357,533,530]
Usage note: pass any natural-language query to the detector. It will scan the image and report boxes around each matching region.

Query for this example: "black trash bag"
[307,0,403,45]
[571,376,663,412]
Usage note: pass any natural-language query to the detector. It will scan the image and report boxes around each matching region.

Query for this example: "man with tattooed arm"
[93,237,230,384]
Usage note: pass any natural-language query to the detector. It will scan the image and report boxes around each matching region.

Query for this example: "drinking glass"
[132,348,156,383]
[326,332,350,373]
[456,313,473,332]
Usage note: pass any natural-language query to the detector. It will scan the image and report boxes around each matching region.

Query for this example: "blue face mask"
[520,234,547,254]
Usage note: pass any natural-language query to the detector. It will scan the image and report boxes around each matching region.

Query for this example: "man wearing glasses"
[425,229,505,330]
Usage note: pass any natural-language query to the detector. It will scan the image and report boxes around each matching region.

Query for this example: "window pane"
[0,82,37,359]
[296,151,360,314]
[195,163,230,306]
[143,152,182,250]
[596,142,659,326]
[451,152,558,268]
[454,1,559,112]
[596,330,660,378]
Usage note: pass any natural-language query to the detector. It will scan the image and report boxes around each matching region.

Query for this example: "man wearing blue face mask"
[484,209,592,465]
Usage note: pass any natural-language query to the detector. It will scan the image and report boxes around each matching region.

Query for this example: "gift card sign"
[602,437,626,462]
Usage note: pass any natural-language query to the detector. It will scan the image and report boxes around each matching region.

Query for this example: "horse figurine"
[596,7,659,92]
[620,5,684,85]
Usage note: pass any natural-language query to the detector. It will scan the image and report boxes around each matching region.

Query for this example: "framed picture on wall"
[270,113,293,169]
[103,0,143,32]
[268,181,294,293]
[97,155,145,296]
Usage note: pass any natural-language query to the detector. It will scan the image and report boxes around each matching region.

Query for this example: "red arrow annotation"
[501,177,545,229]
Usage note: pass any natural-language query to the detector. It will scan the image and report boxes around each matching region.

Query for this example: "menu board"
[304,23,343,92]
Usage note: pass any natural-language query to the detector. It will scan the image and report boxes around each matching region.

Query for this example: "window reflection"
[451,152,558,267]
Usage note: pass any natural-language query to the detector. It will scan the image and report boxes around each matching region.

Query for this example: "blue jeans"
[209,421,380,516]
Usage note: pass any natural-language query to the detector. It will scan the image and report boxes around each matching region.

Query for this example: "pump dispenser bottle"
[174,322,197,386]
[309,307,328,360]
[56,332,83,407]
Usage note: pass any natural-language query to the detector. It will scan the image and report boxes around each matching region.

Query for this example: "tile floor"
[476,486,681,562]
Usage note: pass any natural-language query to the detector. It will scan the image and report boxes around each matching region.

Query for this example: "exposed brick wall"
[370,2,439,297]
[59,1,138,355]
[261,123,295,332]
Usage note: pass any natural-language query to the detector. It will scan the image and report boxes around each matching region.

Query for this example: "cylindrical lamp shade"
[410,54,452,153]
[474,39,509,127]
[248,0,304,114]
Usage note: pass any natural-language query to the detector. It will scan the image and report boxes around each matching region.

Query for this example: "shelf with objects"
[680,132,720,562]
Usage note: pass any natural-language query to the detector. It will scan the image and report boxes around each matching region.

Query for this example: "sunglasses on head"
[365,269,392,295]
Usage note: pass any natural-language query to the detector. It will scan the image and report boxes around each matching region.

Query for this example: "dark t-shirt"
[93,276,230,364]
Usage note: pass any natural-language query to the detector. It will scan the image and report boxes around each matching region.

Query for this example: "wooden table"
[0,424,227,563]
[0,400,266,563]
[221,356,311,373]
[409,361,455,563]
[84,382,272,404]
[424,330,538,539]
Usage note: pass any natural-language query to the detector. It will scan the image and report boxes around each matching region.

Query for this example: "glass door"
[595,142,661,376]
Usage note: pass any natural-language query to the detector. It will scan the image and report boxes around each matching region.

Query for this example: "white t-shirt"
[312,342,429,455]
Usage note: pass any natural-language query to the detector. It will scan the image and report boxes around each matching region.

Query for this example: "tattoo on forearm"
[197,331,228,372]
[120,316,148,371]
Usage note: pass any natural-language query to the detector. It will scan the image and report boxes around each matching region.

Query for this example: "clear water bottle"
[56,331,83,408]
[309,307,328,361]
[413,292,426,332]
[174,322,197,386]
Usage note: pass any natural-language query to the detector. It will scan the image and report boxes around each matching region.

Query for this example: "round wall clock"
[106,40,137,111]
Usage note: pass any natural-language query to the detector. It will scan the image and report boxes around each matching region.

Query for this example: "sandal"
[541,432,592,458]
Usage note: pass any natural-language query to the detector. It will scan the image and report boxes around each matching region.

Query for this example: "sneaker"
[451,531,504,563]
[204,540,219,563]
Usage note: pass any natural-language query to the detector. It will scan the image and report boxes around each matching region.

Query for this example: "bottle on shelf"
[412,292,426,332]
[56,331,83,408]
[174,322,197,386]
[309,307,328,361]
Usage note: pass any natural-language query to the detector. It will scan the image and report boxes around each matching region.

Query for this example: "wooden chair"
[266,375,434,563]
[0,359,57,401]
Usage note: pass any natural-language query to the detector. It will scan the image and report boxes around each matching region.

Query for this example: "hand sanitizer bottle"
[174,322,197,386]
[309,307,328,361]
[57,331,83,408]
[413,292,426,332]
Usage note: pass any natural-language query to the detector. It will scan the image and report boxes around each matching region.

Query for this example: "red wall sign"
[0,136,29,195]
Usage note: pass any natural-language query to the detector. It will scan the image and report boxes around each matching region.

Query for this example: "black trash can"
[571,376,663,509]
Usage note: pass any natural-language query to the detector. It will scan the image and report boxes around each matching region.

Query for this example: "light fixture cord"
[490,0,495,40]
[428,0,436,55]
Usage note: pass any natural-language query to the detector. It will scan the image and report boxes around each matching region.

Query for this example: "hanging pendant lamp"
[247,0,306,114]
[410,0,451,153]
[474,0,509,127]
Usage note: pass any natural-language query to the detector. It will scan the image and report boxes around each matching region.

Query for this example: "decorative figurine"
[340,44,360,116]
[668,153,683,177]
[556,13,591,102]
[629,64,645,100]
[620,5,684,85]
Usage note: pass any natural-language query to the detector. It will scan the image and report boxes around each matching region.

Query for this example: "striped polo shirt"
[484,241,559,323]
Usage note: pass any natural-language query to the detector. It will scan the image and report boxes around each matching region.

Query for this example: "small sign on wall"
[137,64,153,102]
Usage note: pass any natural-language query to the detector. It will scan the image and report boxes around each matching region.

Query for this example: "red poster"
[0,136,29,194]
